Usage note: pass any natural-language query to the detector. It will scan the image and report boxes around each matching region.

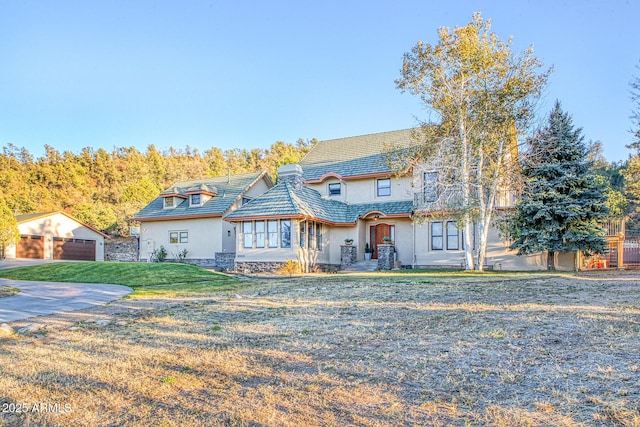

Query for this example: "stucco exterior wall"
[139,217,225,261]
[305,175,414,204]
[6,213,105,261]
[412,220,559,270]
[482,226,547,270]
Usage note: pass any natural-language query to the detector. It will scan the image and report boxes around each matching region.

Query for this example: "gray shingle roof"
[299,129,418,181]
[133,172,271,221]
[225,183,413,224]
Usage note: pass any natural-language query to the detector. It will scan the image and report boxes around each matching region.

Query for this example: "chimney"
[277,164,304,190]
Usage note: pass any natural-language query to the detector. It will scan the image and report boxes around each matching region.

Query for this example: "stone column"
[377,244,395,270]
[341,245,357,268]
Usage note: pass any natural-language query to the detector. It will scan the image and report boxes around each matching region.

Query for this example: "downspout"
[412,213,416,269]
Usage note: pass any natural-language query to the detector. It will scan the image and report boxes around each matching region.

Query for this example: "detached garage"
[5,212,107,261]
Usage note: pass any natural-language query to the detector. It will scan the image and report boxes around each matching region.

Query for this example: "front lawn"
[1,272,639,426]
[0,262,240,297]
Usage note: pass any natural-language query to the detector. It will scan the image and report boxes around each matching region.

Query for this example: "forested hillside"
[0,139,315,235]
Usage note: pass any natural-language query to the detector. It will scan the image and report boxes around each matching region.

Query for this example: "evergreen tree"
[509,101,608,270]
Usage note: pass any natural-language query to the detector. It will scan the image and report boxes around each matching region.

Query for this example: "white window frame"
[243,222,253,248]
[423,171,438,202]
[446,221,459,250]
[268,220,278,248]
[431,222,443,251]
[255,221,265,248]
[281,220,291,248]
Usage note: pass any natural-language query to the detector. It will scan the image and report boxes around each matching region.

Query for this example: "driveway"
[0,260,132,323]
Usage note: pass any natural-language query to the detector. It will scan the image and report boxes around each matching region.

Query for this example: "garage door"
[17,235,45,259]
[53,237,96,261]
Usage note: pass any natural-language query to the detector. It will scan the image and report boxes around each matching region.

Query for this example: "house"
[3,212,108,261]
[133,171,273,268]
[225,129,566,272]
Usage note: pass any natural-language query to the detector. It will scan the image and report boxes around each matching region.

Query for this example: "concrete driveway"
[0,260,132,323]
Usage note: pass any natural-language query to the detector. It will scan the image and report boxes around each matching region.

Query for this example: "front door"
[370,224,394,259]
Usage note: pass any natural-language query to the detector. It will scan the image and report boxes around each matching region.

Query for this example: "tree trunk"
[460,111,475,270]
[477,139,505,272]
[547,251,555,271]
[464,218,474,270]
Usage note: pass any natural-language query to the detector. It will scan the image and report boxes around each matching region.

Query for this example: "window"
[447,221,459,250]
[316,223,322,250]
[242,197,252,205]
[169,231,188,244]
[281,220,291,248]
[377,178,391,197]
[164,197,174,208]
[431,222,443,250]
[190,194,201,206]
[328,183,341,196]
[255,221,265,248]
[308,222,315,250]
[268,220,278,248]
[243,222,253,248]
[299,222,306,248]
[424,172,438,202]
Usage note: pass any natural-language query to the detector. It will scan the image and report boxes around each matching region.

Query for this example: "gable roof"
[16,211,110,238]
[133,171,272,222]
[225,182,413,225]
[299,129,417,182]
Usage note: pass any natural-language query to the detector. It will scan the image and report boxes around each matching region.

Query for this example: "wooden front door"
[370,224,394,259]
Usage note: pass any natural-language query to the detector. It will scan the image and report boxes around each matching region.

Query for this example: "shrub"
[174,249,188,263]
[151,246,168,262]
[278,259,301,276]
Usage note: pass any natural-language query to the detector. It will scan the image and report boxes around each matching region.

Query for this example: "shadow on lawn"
[2,275,640,426]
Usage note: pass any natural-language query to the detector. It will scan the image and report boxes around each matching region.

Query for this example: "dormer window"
[328,183,341,196]
[164,197,175,209]
[190,194,201,206]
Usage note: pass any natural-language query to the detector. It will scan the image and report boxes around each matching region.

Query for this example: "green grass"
[0,262,241,297]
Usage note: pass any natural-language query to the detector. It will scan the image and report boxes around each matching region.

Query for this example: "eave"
[134,212,224,222]
[303,171,393,184]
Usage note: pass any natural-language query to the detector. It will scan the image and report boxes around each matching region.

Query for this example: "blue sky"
[1,1,638,162]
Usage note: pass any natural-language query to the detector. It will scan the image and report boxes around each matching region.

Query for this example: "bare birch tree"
[394,12,550,270]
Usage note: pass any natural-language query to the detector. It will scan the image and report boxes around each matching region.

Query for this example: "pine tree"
[509,101,608,270]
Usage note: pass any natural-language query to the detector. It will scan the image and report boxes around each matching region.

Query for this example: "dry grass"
[1,272,640,426]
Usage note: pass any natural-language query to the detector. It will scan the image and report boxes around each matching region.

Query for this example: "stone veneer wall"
[175,258,216,267]
[340,245,357,268]
[214,252,235,271]
[377,244,395,270]
[235,261,338,274]
[104,237,138,262]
